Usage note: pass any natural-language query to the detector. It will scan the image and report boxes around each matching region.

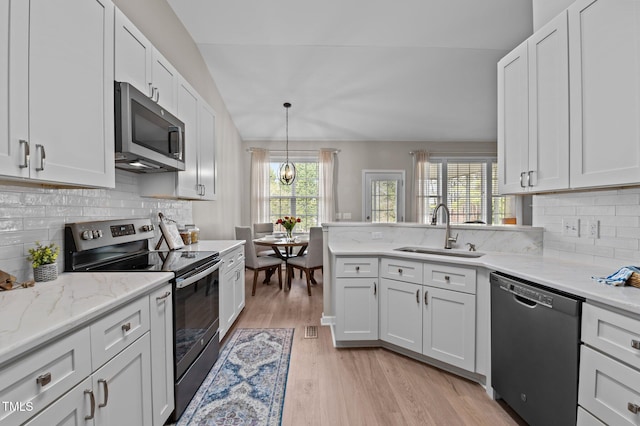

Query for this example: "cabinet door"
[93,333,153,426]
[233,263,246,315]
[151,49,178,115]
[422,287,476,371]
[497,40,529,194]
[25,377,94,426]
[528,11,569,191]
[149,285,174,426]
[569,0,640,188]
[335,278,378,341]
[114,7,152,97]
[17,0,115,187]
[0,2,22,177]
[198,101,217,200]
[379,278,422,353]
[220,266,237,340]
[176,78,200,199]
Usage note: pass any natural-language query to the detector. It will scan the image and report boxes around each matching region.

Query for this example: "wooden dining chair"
[287,227,323,296]
[235,226,283,295]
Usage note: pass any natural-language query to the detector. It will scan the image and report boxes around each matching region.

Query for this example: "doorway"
[362,170,405,223]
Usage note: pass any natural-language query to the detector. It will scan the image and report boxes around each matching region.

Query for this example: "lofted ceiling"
[167,0,533,143]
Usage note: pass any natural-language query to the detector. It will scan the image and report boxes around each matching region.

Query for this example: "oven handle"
[175,260,220,289]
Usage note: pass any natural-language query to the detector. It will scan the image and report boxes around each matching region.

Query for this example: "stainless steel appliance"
[115,82,186,173]
[490,272,583,426]
[65,218,220,421]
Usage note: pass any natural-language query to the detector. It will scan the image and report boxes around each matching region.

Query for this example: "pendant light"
[279,102,296,185]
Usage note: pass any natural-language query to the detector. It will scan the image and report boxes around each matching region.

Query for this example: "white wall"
[532,0,575,31]
[240,140,497,225]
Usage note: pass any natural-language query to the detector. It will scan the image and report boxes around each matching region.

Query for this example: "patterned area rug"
[177,328,294,426]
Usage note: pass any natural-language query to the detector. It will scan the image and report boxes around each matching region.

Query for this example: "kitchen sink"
[394,246,485,258]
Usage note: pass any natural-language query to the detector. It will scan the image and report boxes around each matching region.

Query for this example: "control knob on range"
[92,230,103,239]
[81,230,93,240]
[141,224,155,233]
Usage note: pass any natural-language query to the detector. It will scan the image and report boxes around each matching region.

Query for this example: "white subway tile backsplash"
[536,186,640,267]
[0,170,192,280]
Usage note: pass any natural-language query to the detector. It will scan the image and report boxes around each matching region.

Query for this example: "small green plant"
[27,242,60,268]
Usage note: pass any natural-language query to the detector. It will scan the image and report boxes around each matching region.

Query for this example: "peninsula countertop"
[329,242,640,314]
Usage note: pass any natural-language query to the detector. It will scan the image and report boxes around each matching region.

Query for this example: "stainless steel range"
[64,218,220,422]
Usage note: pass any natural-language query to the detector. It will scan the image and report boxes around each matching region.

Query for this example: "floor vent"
[304,325,318,339]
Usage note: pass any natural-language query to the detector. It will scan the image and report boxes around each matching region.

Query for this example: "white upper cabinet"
[5,0,115,188]
[498,11,569,194]
[0,2,11,175]
[569,0,640,188]
[198,101,217,200]
[115,8,178,115]
[176,78,201,199]
[528,12,570,191]
[497,41,529,194]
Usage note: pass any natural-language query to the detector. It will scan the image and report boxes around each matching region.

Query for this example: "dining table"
[253,236,309,289]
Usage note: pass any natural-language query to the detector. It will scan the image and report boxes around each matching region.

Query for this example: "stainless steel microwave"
[115,81,185,172]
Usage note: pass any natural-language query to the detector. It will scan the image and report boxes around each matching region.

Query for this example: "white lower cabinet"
[579,302,640,426]
[220,246,245,340]
[379,277,422,353]
[335,278,379,341]
[2,286,171,426]
[422,286,475,371]
[149,285,174,426]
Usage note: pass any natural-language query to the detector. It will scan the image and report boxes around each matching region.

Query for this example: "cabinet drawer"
[335,257,378,278]
[90,296,150,369]
[577,407,606,426]
[0,328,92,426]
[582,303,640,370]
[424,263,476,294]
[221,246,244,273]
[579,345,640,426]
[380,258,422,284]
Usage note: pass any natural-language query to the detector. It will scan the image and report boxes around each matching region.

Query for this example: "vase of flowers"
[276,216,301,241]
[28,242,60,282]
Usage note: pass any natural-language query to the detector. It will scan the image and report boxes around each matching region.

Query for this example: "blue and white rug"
[177,328,294,426]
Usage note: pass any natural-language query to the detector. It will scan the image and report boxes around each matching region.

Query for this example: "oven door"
[173,259,220,380]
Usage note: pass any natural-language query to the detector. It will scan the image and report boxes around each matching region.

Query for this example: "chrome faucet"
[431,203,458,249]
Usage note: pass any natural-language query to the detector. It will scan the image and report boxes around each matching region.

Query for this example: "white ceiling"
[167,0,533,143]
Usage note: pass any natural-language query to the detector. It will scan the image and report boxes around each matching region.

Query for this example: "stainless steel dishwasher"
[490,272,583,426]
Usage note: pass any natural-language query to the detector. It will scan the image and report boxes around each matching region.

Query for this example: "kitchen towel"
[592,266,640,286]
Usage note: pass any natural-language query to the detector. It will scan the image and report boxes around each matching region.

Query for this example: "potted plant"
[276,216,301,241]
[28,242,60,282]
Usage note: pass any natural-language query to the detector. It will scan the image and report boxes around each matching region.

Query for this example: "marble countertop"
[329,242,640,314]
[0,271,173,365]
[181,240,244,255]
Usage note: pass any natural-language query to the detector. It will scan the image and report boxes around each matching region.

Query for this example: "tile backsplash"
[533,187,640,268]
[0,170,192,281]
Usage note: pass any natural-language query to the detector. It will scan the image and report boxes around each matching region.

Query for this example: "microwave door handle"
[168,126,183,160]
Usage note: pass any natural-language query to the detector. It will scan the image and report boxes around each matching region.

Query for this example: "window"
[269,158,319,232]
[416,158,514,225]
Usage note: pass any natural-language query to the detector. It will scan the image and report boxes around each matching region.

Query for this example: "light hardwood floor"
[225,268,524,426]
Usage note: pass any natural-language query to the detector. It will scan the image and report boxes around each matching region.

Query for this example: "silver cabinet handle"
[156,291,171,301]
[19,140,30,168]
[398,268,403,275]
[155,88,160,103]
[84,389,96,420]
[416,289,420,303]
[121,322,131,332]
[527,170,534,187]
[148,82,154,98]
[444,275,450,282]
[424,290,428,305]
[520,171,526,188]
[355,266,360,272]
[373,281,377,296]
[98,379,109,408]
[35,144,45,171]
[36,372,51,387]
[629,403,639,414]
[632,340,640,350]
